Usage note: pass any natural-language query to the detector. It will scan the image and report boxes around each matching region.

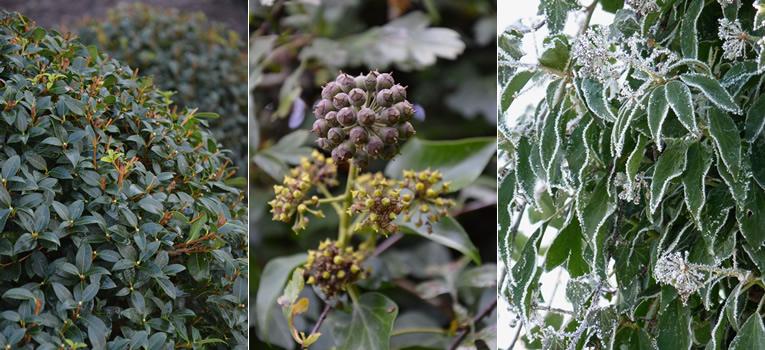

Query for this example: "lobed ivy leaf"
[333,293,398,350]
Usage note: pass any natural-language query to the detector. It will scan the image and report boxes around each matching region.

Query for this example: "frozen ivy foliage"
[0,12,247,349]
[500,0,765,348]
[78,3,248,174]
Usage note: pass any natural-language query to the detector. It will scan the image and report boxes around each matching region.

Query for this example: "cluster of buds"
[269,151,338,231]
[350,173,410,235]
[718,18,748,60]
[653,251,706,304]
[304,240,368,299]
[626,0,659,15]
[312,71,417,166]
[399,169,455,232]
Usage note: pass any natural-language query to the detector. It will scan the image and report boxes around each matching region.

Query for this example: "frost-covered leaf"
[539,0,579,33]
[699,186,734,249]
[544,216,582,271]
[730,312,765,349]
[680,74,741,114]
[736,186,765,249]
[565,274,596,317]
[538,35,570,71]
[753,134,765,190]
[657,299,692,350]
[650,139,689,213]
[515,137,538,204]
[578,177,616,239]
[682,142,713,225]
[498,173,515,268]
[581,78,617,123]
[665,80,698,136]
[510,227,542,322]
[708,107,743,180]
[745,93,765,142]
[613,96,645,158]
[755,0,765,31]
[648,85,670,150]
[501,71,538,114]
[680,0,704,59]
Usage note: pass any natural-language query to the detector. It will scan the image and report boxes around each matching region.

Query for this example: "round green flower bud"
[332,93,350,109]
[376,73,394,90]
[328,127,345,144]
[337,107,357,126]
[357,107,376,126]
[348,88,366,107]
[336,73,356,92]
[321,81,343,100]
[349,127,368,144]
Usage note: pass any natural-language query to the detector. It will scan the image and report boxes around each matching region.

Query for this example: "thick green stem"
[338,162,358,246]
[391,327,448,336]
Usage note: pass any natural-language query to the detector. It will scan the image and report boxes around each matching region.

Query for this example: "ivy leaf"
[501,71,537,114]
[682,142,713,225]
[650,139,689,213]
[385,137,495,192]
[657,299,692,349]
[399,216,480,264]
[745,93,765,142]
[515,137,537,205]
[510,227,542,323]
[498,173,515,268]
[580,78,617,123]
[753,134,765,190]
[665,80,699,136]
[680,0,704,58]
[578,177,616,240]
[544,216,582,271]
[2,288,35,301]
[680,74,741,114]
[648,85,670,150]
[255,253,307,348]
[539,0,579,33]
[736,186,765,249]
[730,312,765,349]
[334,293,398,350]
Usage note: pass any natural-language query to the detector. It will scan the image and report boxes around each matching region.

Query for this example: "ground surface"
[0,0,247,38]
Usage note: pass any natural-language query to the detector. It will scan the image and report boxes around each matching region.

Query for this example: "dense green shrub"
[500,0,765,348]
[78,3,248,171]
[0,11,247,349]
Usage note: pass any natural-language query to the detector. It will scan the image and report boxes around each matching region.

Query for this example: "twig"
[508,323,523,349]
[309,303,331,335]
[447,298,498,350]
[371,233,404,258]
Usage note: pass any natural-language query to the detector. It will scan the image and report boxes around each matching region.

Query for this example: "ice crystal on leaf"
[718,18,748,60]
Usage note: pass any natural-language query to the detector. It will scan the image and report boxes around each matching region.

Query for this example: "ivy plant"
[254,71,497,349]
[501,0,765,348]
[78,3,248,173]
[0,11,247,349]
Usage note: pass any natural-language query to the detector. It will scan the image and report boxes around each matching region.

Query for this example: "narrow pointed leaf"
[650,139,689,213]
[648,85,669,150]
[665,80,698,135]
[680,73,741,114]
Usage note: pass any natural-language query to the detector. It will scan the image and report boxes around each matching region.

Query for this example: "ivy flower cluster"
[304,240,369,299]
[350,173,410,235]
[718,18,748,60]
[626,0,659,15]
[653,251,706,303]
[312,71,417,166]
[269,151,338,231]
[399,169,456,231]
